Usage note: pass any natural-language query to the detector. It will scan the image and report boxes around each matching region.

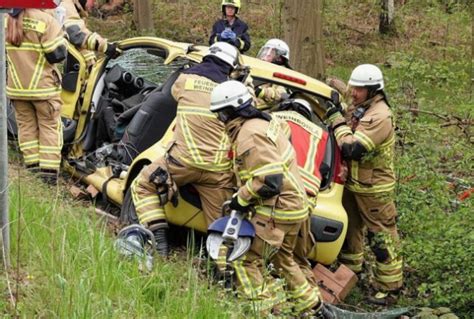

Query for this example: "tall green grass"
[1,172,242,318]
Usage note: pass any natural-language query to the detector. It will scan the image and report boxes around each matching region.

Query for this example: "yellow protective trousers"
[339,189,403,291]
[13,98,63,170]
[232,215,321,315]
[131,149,234,230]
[293,215,319,289]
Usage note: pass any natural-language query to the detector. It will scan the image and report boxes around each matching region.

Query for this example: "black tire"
[120,188,140,224]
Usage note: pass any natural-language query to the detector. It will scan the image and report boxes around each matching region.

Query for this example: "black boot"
[153,227,169,257]
[26,163,40,173]
[40,169,58,186]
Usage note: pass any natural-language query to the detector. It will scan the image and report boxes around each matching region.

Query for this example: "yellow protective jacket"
[6,9,66,100]
[331,94,396,194]
[62,0,108,65]
[227,117,309,223]
[170,73,232,172]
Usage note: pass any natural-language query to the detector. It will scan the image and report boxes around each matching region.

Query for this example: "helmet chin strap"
[366,85,382,100]
[236,104,272,121]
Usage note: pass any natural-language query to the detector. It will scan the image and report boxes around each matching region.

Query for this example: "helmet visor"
[257,47,286,64]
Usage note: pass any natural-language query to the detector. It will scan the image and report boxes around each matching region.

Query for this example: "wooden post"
[0,11,10,268]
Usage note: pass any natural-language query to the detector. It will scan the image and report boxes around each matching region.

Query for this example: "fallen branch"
[440,119,474,127]
[95,208,119,223]
[405,107,450,121]
[336,22,367,35]
[400,106,472,139]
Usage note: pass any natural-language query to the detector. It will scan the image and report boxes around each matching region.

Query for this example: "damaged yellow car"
[8,37,347,265]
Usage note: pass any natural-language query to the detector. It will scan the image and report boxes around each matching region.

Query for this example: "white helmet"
[206,42,239,69]
[257,39,290,63]
[279,98,312,120]
[210,80,253,122]
[348,64,384,90]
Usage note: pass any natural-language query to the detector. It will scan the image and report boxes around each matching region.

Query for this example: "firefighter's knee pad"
[149,166,178,207]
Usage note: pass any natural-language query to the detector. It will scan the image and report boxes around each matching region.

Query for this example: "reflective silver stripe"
[87,33,98,51]
[6,86,61,98]
[213,132,228,165]
[232,258,252,296]
[244,180,260,198]
[354,131,375,151]
[20,140,39,151]
[340,251,364,261]
[135,197,160,210]
[335,125,351,140]
[178,115,204,164]
[5,55,23,89]
[346,181,396,193]
[250,162,285,176]
[6,42,43,50]
[24,154,40,163]
[42,36,65,53]
[256,206,308,221]
[39,145,61,151]
[303,133,318,172]
[178,106,216,118]
[376,259,403,271]
[139,209,166,224]
[375,272,403,283]
[179,157,232,171]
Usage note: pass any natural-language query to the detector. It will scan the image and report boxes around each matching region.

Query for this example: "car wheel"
[120,188,140,224]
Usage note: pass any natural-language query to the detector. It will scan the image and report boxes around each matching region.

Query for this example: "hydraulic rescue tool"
[114,224,156,271]
[206,201,255,262]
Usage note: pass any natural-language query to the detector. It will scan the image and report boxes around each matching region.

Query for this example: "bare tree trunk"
[133,0,155,33]
[380,0,396,35]
[283,0,325,79]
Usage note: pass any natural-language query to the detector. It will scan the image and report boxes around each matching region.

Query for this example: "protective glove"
[228,193,250,213]
[228,32,237,41]
[221,28,237,41]
[325,100,343,122]
[105,42,121,59]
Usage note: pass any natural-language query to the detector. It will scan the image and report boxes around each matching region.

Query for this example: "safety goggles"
[257,47,286,63]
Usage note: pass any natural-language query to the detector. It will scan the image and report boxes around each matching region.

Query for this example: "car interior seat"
[118,67,183,165]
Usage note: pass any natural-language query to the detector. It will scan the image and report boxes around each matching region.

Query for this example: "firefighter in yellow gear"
[6,8,67,184]
[255,39,291,110]
[130,42,239,256]
[60,0,120,67]
[326,64,403,304]
[210,81,325,316]
[273,98,331,291]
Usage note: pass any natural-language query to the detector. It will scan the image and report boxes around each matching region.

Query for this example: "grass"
[1,167,242,318]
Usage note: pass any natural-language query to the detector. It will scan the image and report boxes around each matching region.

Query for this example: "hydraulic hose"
[325,304,412,319]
